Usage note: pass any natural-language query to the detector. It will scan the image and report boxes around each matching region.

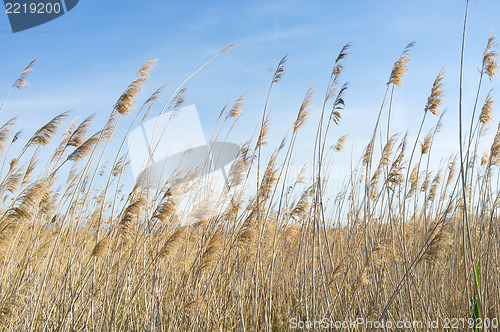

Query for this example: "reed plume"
[24,112,69,150]
[272,56,287,83]
[388,42,415,86]
[66,114,95,148]
[227,94,245,119]
[66,131,102,162]
[0,118,16,153]
[479,89,495,125]
[115,59,157,116]
[483,31,499,80]
[157,226,186,259]
[334,134,348,152]
[255,114,270,149]
[0,24,498,332]
[91,236,110,258]
[199,230,222,273]
[13,59,37,90]
[119,197,147,238]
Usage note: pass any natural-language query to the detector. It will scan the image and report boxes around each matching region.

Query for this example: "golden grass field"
[0,15,499,332]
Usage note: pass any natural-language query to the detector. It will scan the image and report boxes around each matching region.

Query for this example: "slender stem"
[458,0,483,322]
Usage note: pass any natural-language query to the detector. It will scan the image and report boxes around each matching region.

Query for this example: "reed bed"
[0,13,499,332]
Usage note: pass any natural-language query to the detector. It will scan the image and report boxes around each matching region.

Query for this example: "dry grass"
[0,23,499,332]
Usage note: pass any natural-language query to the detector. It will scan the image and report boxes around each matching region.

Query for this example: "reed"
[0,11,498,332]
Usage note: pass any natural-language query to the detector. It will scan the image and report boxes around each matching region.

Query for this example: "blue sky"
[1,0,499,189]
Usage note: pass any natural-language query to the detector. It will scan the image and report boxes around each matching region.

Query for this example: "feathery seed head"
[424,69,446,116]
[227,94,245,119]
[115,59,157,115]
[388,42,415,86]
[158,226,186,259]
[483,31,499,81]
[388,55,409,86]
[480,89,495,125]
[272,55,287,83]
[421,130,434,155]
[294,86,314,133]
[91,237,110,258]
[26,112,69,149]
[13,59,37,90]
[334,135,348,152]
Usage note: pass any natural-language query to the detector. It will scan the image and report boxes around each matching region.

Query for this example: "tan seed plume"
[13,58,37,90]
[483,31,499,81]
[115,59,157,116]
[480,89,495,125]
[388,42,415,86]
[334,135,348,152]
[227,94,245,119]
[293,86,314,133]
